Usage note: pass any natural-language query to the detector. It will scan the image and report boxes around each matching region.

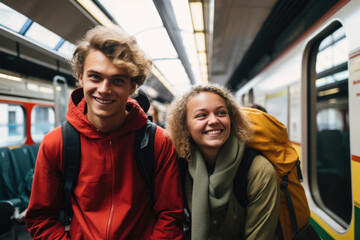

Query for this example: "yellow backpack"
[239,107,318,240]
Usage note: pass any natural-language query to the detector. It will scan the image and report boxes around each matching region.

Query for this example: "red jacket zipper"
[106,140,114,240]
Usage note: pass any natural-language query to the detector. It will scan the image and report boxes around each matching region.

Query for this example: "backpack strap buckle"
[280,175,289,189]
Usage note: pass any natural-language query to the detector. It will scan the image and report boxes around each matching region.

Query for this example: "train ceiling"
[0,0,341,102]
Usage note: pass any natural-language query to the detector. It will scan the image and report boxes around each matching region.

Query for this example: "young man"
[25,25,184,239]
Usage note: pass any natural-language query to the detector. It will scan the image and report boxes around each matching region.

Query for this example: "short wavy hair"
[71,25,153,86]
[166,83,253,159]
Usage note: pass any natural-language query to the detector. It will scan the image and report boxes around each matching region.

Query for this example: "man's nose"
[98,79,111,94]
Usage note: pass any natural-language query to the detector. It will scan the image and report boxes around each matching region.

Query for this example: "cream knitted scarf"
[188,135,245,239]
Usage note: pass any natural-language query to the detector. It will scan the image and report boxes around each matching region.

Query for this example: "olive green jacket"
[185,154,280,240]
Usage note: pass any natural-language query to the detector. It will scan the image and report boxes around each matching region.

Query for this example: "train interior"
[0,0,356,239]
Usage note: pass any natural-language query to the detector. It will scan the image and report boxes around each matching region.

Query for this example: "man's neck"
[86,111,128,134]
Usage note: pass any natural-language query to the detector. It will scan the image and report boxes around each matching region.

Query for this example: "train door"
[303,20,352,237]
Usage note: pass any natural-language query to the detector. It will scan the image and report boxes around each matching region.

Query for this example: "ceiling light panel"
[189,2,204,31]
[136,28,178,59]
[154,59,191,93]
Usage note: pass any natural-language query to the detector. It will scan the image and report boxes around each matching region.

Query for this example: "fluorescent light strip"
[194,32,206,52]
[152,67,177,97]
[189,1,209,83]
[190,2,204,31]
[39,86,54,94]
[198,52,207,65]
[202,72,208,83]
[200,63,208,83]
[76,0,114,26]
[317,87,340,97]
[0,73,22,82]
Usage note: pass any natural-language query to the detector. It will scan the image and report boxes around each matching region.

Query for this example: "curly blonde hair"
[166,83,253,159]
[71,25,153,86]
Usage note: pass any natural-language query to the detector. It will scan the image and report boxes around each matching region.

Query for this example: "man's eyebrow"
[86,70,129,78]
[86,70,101,75]
[112,74,130,78]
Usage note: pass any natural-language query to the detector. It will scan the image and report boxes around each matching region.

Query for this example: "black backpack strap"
[61,120,81,226]
[281,173,298,233]
[134,120,157,205]
[178,157,188,197]
[233,148,260,208]
[278,159,303,235]
[276,218,284,240]
[178,157,190,228]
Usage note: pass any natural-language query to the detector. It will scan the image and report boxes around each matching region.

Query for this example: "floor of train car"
[0,225,32,240]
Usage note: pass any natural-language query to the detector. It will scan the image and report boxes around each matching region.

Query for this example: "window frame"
[304,20,352,230]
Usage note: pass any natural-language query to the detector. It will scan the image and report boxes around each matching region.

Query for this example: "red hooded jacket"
[25,88,184,239]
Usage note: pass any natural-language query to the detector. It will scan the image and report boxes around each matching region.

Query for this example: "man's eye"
[113,78,125,84]
[89,75,101,80]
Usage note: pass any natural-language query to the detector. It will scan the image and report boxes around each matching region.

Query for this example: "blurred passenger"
[166,83,280,240]
[25,25,183,239]
[148,102,164,127]
[245,103,267,113]
[134,88,151,113]
[148,103,159,123]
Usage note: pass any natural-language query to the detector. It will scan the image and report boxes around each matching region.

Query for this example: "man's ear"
[129,81,137,95]
[78,74,84,87]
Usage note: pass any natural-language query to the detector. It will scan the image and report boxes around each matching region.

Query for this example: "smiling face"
[186,92,231,158]
[79,49,136,128]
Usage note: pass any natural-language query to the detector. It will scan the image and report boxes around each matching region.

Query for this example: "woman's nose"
[208,114,219,125]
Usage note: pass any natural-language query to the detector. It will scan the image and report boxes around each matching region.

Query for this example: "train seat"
[0,144,44,239]
[316,129,348,176]
[0,147,19,200]
[27,144,40,167]
[316,129,351,221]
[9,146,35,184]
[0,147,25,237]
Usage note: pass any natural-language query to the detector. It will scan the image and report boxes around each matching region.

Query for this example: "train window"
[25,22,62,49]
[31,106,55,143]
[241,94,245,105]
[58,41,76,58]
[0,3,28,32]
[248,88,254,104]
[307,23,351,227]
[0,103,26,147]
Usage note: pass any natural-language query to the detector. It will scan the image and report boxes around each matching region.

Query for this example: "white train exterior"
[236,1,360,239]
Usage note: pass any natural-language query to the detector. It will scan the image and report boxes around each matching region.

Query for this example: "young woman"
[166,83,280,240]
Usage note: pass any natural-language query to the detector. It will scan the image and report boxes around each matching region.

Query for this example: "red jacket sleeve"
[25,128,70,240]
[151,128,184,239]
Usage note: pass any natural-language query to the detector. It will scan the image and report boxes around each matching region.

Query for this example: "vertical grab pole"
[53,76,68,127]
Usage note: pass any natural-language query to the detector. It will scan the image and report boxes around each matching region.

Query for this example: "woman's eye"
[195,113,206,118]
[218,111,227,116]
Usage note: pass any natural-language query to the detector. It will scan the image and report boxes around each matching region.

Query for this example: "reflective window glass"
[317,108,344,131]
[58,41,76,58]
[31,106,55,143]
[0,103,26,147]
[316,28,347,74]
[308,23,351,227]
